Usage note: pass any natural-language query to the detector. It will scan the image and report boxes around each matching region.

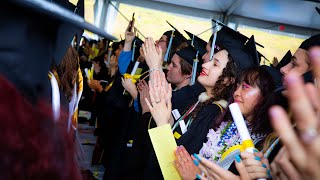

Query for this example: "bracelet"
[149,68,161,73]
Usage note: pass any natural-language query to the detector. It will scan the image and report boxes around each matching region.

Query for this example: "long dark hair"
[188,53,238,120]
[214,66,275,135]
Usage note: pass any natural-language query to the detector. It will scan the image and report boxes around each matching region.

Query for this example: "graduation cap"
[244,36,260,66]
[299,34,320,51]
[260,65,287,110]
[163,21,188,62]
[224,34,260,71]
[276,50,292,69]
[175,46,202,85]
[212,19,264,48]
[207,23,249,61]
[261,65,283,89]
[0,0,116,102]
[184,30,207,57]
[75,0,85,50]
[274,71,314,93]
[258,51,269,65]
[316,7,320,15]
[208,25,260,70]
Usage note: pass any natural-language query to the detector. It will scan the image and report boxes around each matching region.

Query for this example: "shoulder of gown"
[176,103,223,154]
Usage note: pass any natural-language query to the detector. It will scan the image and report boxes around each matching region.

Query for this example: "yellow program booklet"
[148,124,182,180]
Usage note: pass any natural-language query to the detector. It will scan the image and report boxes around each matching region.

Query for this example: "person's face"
[198,50,229,89]
[155,35,168,55]
[202,43,211,63]
[115,44,124,58]
[233,81,261,119]
[98,40,103,48]
[85,42,89,48]
[93,61,99,69]
[104,53,108,61]
[166,54,188,85]
[280,48,310,76]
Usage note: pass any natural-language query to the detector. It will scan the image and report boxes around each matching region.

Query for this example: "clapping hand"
[145,71,172,127]
[174,145,201,180]
[88,79,103,92]
[269,48,320,180]
[142,37,163,70]
[138,80,150,114]
[193,154,250,180]
[121,77,138,99]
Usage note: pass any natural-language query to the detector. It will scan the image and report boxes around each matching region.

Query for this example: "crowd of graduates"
[2,0,320,180]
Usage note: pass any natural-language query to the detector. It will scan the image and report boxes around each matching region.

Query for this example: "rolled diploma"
[130,61,140,76]
[229,103,266,180]
[84,68,90,82]
[229,103,255,153]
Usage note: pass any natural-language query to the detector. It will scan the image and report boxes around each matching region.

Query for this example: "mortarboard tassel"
[210,22,220,61]
[106,47,112,66]
[164,30,175,62]
[105,40,109,52]
[191,34,195,47]
[131,40,136,62]
[48,71,61,122]
[190,51,199,86]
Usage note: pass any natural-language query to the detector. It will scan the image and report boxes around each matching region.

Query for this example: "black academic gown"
[129,81,204,179]
[171,82,205,113]
[102,60,149,179]
[138,102,222,180]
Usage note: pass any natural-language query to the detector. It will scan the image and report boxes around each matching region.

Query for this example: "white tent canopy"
[94,0,320,38]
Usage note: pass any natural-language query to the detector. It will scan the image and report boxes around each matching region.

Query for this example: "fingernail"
[193,159,199,166]
[262,164,267,168]
[269,107,279,119]
[255,156,261,161]
[196,174,201,179]
[267,169,271,178]
[253,149,259,153]
[193,154,201,162]
[235,155,241,162]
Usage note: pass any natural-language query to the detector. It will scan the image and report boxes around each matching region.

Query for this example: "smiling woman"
[197,66,277,173]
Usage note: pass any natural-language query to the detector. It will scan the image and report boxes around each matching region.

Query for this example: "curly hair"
[188,53,238,120]
[57,46,80,102]
[214,66,276,135]
[211,54,237,100]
